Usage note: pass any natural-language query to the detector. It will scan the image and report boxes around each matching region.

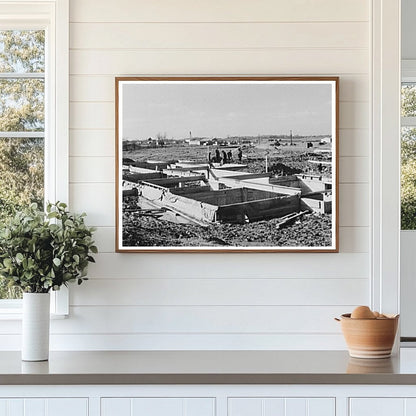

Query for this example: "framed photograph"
[116,77,339,253]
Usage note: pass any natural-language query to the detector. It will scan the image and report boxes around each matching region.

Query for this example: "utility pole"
[290,130,293,146]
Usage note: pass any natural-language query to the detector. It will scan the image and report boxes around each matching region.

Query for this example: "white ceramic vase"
[22,293,50,361]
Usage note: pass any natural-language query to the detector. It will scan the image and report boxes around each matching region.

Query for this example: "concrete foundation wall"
[136,183,218,224]
[217,194,301,223]
[269,175,301,188]
[187,188,283,206]
[132,161,171,171]
[163,168,209,178]
[129,166,160,174]
[136,182,300,224]
[296,175,332,194]
[172,186,213,195]
[301,196,332,214]
[123,171,165,182]
[214,176,301,196]
[145,175,206,188]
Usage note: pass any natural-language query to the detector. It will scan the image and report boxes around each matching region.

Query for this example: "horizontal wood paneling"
[0,333,347,350]
[60,0,372,351]
[69,130,114,157]
[58,305,353,334]
[70,22,368,50]
[0,305,355,335]
[70,103,113,129]
[69,0,369,23]
[86,253,369,279]
[339,129,369,157]
[69,157,114,183]
[339,157,369,183]
[339,102,369,129]
[70,76,115,102]
[69,75,369,103]
[70,277,368,306]
[69,183,114,226]
[339,227,369,253]
[70,49,368,75]
[91,227,115,253]
[339,183,369,227]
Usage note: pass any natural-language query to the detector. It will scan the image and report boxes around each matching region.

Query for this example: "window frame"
[371,0,401,320]
[0,0,69,316]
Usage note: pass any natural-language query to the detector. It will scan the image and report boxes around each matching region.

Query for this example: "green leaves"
[0,137,44,225]
[401,127,416,230]
[3,258,12,268]
[0,202,96,293]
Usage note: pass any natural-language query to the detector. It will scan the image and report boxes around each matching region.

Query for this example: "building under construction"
[122,158,332,227]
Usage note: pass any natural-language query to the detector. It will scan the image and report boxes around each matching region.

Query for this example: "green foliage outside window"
[401,127,416,229]
[401,84,416,230]
[0,30,45,299]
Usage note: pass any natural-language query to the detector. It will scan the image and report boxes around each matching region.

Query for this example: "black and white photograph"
[116,77,339,252]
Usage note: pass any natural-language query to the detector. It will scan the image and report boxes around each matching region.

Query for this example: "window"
[0,0,68,314]
[0,29,45,299]
[401,78,416,229]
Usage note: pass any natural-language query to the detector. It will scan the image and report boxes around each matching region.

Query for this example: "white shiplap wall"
[54,0,371,350]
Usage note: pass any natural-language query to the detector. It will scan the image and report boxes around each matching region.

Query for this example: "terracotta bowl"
[338,313,399,359]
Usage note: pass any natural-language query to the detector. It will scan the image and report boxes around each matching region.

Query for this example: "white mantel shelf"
[2,350,416,385]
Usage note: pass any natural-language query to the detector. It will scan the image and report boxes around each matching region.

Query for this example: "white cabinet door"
[228,397,335,416]
[350,398,416,416]
[350,398,404,416]
[0,398,88,416]
[101,398,215,416]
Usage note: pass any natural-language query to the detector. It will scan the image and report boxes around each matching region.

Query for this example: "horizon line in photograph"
[121,81,334,140]
[122,132,333,142]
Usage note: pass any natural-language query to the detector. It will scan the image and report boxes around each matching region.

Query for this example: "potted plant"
[0,202,97,361]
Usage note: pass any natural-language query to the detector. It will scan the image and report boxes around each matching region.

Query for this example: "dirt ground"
[122,197,332,248]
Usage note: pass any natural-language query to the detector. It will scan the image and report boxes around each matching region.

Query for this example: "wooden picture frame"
[116,77,339,253]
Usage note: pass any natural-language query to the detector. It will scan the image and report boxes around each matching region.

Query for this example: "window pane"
[0,138,44,299]
[401,127,416,230]
[402,83,416,117]
[0,30,45,73]
[0,137,44,217]
[0,78,44,131]
[0,29,45,301]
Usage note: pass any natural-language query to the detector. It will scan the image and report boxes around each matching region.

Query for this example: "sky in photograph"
[121,81,333,140]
